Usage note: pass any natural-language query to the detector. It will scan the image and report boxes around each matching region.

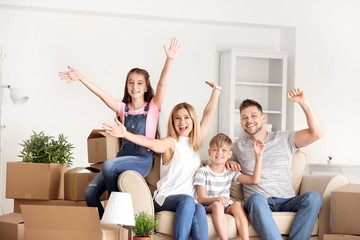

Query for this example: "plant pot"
[133,237,151,240]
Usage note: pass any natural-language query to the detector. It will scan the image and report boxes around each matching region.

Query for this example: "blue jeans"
[243,191,323,240]
[154,194,208,240]
[85,151,154,219]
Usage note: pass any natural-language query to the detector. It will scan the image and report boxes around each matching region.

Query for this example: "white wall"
[1,0,360,214]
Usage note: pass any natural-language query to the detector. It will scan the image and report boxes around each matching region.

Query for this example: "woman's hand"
[59,66,84,83]
[102,118,127,138]
[205,81,220,89]
[164,37,180,60]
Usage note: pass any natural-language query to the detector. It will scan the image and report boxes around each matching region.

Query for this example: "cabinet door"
[219,49,288,141]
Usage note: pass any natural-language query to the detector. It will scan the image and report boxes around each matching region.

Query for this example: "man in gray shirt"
[228,88,324,240]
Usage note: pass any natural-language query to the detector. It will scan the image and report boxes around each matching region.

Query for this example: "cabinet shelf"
[219,49,288,140]
[235,81,282,87]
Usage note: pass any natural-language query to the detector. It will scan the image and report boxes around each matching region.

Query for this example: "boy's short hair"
[209,133,232,149]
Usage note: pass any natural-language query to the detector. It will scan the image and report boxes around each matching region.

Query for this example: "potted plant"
[18,130,74,167]
[6,131,75,200]
[131,211,158,240]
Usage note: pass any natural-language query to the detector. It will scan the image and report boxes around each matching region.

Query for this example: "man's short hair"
[239,99,263,114]
[209,133,232,149]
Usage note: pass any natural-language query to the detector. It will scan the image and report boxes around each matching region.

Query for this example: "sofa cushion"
[155,211,319,238]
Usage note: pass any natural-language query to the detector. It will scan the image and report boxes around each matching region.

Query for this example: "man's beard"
[244,124,262,136]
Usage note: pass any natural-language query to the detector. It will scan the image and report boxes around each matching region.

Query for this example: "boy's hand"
[102,118,127,138]
[225,161,241,172]
[59,66,84,83]
[215,196,229,206]
[164,37,180,60]
[253,140,265,156]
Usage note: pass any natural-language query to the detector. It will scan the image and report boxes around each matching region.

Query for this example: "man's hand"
[287,88,308,105]
[225,161,241,172]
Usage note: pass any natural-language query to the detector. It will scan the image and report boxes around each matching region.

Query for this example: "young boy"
[194,133,264,240]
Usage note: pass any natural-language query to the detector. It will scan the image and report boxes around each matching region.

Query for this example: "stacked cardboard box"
[330,184,360,239]
[87,129,120,164]
[1,129,122,239]
[0,213,24,240]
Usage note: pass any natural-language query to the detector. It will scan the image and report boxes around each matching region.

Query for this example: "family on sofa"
[59,38,324,240]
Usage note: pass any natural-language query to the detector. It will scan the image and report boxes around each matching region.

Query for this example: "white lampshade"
[101,192,135,226]
[9,87,29,106]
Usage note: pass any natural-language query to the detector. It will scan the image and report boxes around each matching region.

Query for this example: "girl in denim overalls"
[103,81,221,240]
[60,38,180,218]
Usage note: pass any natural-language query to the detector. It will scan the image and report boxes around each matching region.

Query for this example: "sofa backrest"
[144,150,307,200]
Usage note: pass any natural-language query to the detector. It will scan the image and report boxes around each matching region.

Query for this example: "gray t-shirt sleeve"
[194,167,206,186]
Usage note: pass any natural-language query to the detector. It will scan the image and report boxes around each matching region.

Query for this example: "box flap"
[86,163,103,173]
[0,213,23,224]
[21,205,101,232]
[66,167,88,174]
[334,183,360,193]
[88,129,111,139]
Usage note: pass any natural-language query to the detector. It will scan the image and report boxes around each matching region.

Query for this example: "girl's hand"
[205,81,220,89]
[287,88,307,105]
[102,118,127,138]
[59,66,84,83]
[164,38,180,60]
[216,196,229,206]
[253,140,265,156]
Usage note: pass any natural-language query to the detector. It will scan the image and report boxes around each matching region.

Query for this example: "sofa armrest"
[118,170,155,216]
[300,175,350,240]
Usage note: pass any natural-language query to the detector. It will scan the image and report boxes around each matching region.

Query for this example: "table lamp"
[101,192,135,240]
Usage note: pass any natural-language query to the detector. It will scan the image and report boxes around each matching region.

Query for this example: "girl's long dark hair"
[122,68,154,104]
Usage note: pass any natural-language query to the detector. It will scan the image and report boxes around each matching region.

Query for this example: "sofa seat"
[155,210,318,239]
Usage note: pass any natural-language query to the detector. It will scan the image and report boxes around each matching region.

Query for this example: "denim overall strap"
[118,102,153,157]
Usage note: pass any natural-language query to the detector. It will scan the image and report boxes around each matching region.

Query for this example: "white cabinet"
[219,49,288,140]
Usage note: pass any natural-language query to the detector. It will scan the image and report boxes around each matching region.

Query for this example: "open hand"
[164,38,180,60]
[287,88,307,104]
[253,140,265,156]
[102,118,127,138]
[59,66,84,83]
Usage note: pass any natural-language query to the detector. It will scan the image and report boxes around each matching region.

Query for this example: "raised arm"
[200,82,221,141]
[287,88,324,148]
[59,66,119,113]
[237,140,264,185]
[102,118,174,154]
[153,38,180,110]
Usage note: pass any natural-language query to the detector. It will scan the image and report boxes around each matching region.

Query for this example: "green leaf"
[18,131,74,167]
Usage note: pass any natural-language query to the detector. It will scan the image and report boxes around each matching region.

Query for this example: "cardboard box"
[324,234,360,240]
[87,163,103,172]
[64,167,107,201]
[88,129,119,163]
[331,184,360,235]
[13,199,88,213]
[21,205,123,240]
[6,162,67,200]
[0,213,24,240]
